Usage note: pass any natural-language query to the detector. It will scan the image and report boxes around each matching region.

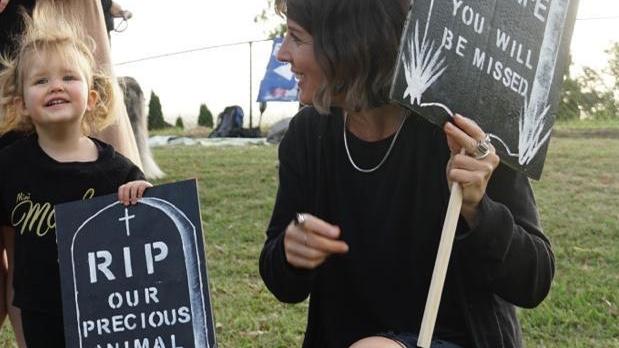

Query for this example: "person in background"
[101,0,132,40]
[259,0,554,347]
[0,0,36,149]
[0,2,37,346]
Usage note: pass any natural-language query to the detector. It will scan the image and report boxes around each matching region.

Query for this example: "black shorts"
[378,332,464,348]
[21,309,65,348]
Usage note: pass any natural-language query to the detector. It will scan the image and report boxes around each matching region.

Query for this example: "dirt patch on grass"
[553,128,619,139]
[184,126,212,138]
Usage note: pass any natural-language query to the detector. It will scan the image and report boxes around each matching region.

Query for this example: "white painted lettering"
[123,247,133,278]
[108,292,123,309]
[178,306,191,324]
[89,250,116,283]
[83,320,95,338]
[452,0,464,16]
[534,0,549,22]
[442,27,454,50]
[496,28,510,51]
[473,48,486,69]
[145,242,168,275]
[145,287,160,304]
[456,35,468,57]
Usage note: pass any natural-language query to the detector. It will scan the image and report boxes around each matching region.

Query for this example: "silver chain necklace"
[343,109,408,174]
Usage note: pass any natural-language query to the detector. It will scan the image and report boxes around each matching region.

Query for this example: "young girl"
[0,4,151,347]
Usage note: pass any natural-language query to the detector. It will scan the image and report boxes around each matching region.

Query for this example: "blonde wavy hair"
[0,1,116,135]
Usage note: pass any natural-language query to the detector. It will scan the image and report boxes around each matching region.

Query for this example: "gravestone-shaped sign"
[56,179,216,348]
[390,0,579,179]
[257,37,299,102]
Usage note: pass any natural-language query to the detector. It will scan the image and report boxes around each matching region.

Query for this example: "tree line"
[147,42,618,130]
[559,42,619,121]
[147,91,214,130]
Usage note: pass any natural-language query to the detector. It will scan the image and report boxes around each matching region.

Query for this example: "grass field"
[0,128,616,347]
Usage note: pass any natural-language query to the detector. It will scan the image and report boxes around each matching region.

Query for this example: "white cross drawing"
[118,208,135,237]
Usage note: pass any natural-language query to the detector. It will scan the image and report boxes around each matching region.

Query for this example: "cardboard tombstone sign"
[55,179,216,348]
[390,0,580,179]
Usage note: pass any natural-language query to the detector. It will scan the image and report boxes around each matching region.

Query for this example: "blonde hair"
[0,1,116,135]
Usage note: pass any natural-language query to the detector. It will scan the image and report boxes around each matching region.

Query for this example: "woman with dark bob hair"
[259,0,554,347]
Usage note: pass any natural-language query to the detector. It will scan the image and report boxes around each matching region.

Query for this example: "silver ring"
[294,213,306,226]
[474,134,492,160]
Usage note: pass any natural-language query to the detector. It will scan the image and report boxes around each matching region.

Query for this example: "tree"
[197,103,213,128]
[147,91,166,130]
[576,67,617,120]
[557,56,582,121]
[558,75,582,121]
[557,43,619,120]
[254,0,286,39]
[175,115,184,129]
[607,42,619,92]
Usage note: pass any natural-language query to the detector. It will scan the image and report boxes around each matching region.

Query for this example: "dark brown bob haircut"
[275,0,409,113]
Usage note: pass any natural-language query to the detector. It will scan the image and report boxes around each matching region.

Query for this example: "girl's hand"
[284,213,349,269]
[444,114,500,226]
[118,180,153,206]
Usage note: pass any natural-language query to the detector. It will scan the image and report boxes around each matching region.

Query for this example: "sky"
[110,0,619,127]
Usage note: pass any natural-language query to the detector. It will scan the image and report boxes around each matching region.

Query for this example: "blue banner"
[257,37,298,102]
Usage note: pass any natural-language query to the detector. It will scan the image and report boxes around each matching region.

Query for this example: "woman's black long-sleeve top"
[259,107,555,348]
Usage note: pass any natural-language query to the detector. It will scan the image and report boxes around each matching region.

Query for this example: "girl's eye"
[63,75,77,81]
[34,78,48,85]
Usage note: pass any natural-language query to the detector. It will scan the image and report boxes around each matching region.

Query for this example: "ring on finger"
[473,134,492,160]
[294,213,306,226]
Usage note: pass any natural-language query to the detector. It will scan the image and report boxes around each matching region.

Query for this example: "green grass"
[149,146,307,346]
[522,137,619,347]
[0,135,617,347]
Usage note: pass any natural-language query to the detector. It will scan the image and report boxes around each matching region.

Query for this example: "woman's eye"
[289,32,304,45]
[291,35,303,44]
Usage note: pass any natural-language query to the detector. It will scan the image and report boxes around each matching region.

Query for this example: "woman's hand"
[110,2,132,20]
[444,114,500,226]
[118,180,153,206]
[284,214,349,269]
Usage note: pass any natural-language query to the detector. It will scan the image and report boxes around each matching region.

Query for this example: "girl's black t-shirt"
[0,134,144,314]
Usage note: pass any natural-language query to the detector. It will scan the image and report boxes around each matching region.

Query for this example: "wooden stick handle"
[417,180,463,347]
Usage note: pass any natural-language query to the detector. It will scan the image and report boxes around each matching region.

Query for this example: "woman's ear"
[86,89,98,111]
